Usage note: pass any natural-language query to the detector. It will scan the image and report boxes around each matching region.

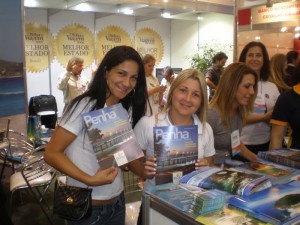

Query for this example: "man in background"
[57,56,89,111]
[285,50,299,87]
[205,52,228,101]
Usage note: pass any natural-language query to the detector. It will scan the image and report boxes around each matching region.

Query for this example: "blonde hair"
[210,62,258,127]
[164,68,208,124]
[142,54,156,65]
[269,53,291,93]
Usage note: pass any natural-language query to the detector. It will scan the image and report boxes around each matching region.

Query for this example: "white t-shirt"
[146,75,160,116]
[241,80,280,145]
[160,78,171,104]
[133,111,215,187]
[59,97,123,200]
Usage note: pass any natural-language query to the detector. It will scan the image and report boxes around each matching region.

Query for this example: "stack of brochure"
[145,183,226,217]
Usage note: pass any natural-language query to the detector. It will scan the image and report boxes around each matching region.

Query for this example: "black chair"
[29,95,58,129]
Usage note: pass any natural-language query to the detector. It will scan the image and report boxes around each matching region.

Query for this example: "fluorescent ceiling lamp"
[24,0,38,7]
[71,3,93,12]
[122,8,134,15]
[161,10,171,18]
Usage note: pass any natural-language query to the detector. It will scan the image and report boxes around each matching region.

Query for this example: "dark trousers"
[245,142,270,155]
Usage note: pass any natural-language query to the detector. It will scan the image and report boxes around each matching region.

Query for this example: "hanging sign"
[55,24,94,68]
[24,23,55,72]
[251,1,300,24]
[134,28,164,64]
[96,26,132,63]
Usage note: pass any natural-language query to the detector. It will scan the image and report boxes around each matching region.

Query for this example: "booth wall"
[171,13,234,71]
[24,9,234,115]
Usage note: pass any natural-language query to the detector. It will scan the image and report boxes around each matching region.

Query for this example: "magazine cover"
[196,206,271,225]
[179,167,272,196]
[236,160,300,185]
[81,103,144,169]
[153,125,198,184]
[258,149,300,169]
[228,181,300,225]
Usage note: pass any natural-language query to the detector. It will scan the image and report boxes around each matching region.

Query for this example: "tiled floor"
[126,201,141,225]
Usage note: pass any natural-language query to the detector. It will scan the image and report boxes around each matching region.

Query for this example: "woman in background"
[207,63,258,165]
[269,53,291,94]
[239,41,280,154]
[45,46,150,225]
[160,66,176,107]
[143,54,166,116]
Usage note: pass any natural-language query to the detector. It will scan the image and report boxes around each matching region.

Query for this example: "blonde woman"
[135,68,215,185]
[207,63,259,165]
[269,53,291,93]
[134,68,215,225]
[143,54,166,115]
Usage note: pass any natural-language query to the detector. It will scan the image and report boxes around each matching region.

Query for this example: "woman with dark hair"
[207,62,259,165]
[239,41,280,154]
[45,46,150,225]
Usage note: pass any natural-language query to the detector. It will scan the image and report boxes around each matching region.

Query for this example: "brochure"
[228,181,300,225]
[258,149,300,170]
[179,167,272,196]
[81,103,144,169]
[153,125,198,184]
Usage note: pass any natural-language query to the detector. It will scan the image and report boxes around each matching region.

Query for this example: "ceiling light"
[161,9,171,18]
[71,3,93,12]
[255,36,261,40]
[197,13,203,20]
[280,27,287,32]
[295,26,300,32]
[295,33,300,38]
[122,8,134,15]
[24,0,38,7]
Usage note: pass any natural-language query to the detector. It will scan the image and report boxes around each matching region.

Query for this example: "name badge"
[114,150,128,166]
[231,129,241,157]
[253,94,266,114]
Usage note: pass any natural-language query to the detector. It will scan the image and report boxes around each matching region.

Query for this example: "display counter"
[142,192,201,225]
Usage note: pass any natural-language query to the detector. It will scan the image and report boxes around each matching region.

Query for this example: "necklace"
[168,111,194,126]
[168,111,175,125]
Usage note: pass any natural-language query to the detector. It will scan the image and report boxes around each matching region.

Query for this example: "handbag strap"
[58,175,89,188]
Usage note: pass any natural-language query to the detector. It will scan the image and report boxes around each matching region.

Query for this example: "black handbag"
[53,185,93,221]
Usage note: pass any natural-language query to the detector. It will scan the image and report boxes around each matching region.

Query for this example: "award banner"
[96,26,132,63]
[55,24,94,68]
[134,28,164,64]
[25,23,55,73]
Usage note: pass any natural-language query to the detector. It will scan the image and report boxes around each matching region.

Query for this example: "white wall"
[171,13,234,70]
[171,19,199,70]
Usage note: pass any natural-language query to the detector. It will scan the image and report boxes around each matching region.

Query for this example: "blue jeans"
[67,192,125,225]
